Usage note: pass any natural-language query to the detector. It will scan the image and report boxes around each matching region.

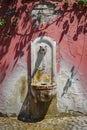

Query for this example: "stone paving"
[0,115,87,130]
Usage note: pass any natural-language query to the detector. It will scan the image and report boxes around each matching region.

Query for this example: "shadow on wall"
[0,0,86,78]
[17,44,31,122]
[0,0,29,59]
[55,3,87,43]
[0,0,36,83]
[0,0,18,83]
[0,61,9,83]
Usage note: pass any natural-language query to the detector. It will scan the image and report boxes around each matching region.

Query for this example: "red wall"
[0,0,87,89]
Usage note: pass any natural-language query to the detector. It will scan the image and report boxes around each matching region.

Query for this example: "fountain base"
[31,83,57,102]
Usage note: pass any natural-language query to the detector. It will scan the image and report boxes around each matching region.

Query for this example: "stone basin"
[31,82,57,102]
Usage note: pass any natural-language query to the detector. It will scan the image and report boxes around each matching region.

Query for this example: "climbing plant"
[0,18,6,27]
[78,0,87,4]
[76,0,87,9]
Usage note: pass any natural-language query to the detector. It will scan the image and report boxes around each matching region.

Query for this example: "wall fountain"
[31,36,57,102]
[18,36,58,122]
[26,36,58,121]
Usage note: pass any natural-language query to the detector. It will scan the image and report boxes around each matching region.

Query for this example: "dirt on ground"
[0,115,87,130]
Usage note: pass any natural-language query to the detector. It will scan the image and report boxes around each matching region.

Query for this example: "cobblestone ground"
[0,116,87,130]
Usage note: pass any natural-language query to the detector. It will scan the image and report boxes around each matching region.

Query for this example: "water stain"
[33,70,51,85]
[16,76,28,103]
